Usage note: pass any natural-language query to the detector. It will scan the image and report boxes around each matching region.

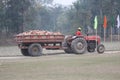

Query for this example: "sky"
[53,0,76,6]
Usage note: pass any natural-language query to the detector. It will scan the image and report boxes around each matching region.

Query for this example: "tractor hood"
[85,36,101,44]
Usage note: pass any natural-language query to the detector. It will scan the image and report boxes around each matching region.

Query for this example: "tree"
[0,0,5,37]
[65,0,120,36]
[6,0,31,33]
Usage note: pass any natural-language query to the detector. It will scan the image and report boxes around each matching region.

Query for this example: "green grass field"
[0,53,120,80]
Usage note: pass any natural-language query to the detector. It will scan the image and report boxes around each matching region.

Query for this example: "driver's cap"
[78,27,81,30]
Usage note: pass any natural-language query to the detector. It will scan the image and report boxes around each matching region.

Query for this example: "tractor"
[62,35,105,54]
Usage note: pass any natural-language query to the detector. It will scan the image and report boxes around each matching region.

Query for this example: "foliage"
[65,0,120,35]
[0,0,31,39]
[0,0,120,39]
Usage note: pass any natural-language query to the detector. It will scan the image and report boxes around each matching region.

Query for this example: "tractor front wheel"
[97,44,105,54]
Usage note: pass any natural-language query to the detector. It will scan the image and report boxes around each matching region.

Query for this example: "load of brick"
[17,30,62,36]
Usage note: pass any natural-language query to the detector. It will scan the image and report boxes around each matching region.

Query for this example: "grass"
[0,53,120,80]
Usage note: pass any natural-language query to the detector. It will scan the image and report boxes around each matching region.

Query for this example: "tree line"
[0,0,120,39]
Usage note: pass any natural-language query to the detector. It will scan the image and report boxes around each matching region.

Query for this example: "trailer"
[15,30,65,56]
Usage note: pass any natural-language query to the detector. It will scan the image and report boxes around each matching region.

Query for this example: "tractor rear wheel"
[71,38,87,54]
[97,44,105,54]
[28,43,43,56]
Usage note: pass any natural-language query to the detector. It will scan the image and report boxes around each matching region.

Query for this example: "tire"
[97,44,105,54]
[28,43,43,56]
[21,49,29,56]
[87,47,95,52]
[62,41,73,53]
[71,38,87,54]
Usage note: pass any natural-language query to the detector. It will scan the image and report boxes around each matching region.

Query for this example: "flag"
[103,16,107,29]
[94,16,98,30]
[111,16,115,27]
[117,15,120,28]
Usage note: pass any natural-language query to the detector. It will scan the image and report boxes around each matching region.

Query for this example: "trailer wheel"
[21,49,29,56]
[97,44,105,54]
[28,43,43,56]
[71,38,87,54]
[62,41,73,53]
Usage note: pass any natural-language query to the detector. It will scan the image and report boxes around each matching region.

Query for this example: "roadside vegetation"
[0,0,120,45]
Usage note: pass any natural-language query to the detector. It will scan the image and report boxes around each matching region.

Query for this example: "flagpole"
[94,16,98,49]
[117,15,120,41]
[118,29,120,41]
[103,16,107,42]
[104,28,106,42]
[96,28,97,49]
[111,27,112,42]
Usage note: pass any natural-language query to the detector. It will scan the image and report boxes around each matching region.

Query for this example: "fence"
[101,34,120,51]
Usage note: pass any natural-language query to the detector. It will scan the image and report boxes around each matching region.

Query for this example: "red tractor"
[62,35,105,54]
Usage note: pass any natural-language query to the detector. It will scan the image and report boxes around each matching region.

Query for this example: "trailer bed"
[15,35,65,43]
[14,30,65,56]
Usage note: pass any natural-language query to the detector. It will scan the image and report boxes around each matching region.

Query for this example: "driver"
[76,27,82,36]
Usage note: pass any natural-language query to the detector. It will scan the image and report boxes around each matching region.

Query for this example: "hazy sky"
[53,0,76,6]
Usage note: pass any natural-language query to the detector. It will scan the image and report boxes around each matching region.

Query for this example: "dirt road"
[0,46,120,60]
[0,46,65,56]
[0,41,120,57]
[0,46,120,80]
[0,48,120,80]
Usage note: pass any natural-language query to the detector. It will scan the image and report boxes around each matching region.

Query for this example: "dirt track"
[0,46,65,57]
[0,41,120,58]
[0,48,120,80]
[0,46,120,60]
[0,46,120,80]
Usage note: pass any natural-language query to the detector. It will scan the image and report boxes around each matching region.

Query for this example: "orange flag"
[103,16,107,29]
